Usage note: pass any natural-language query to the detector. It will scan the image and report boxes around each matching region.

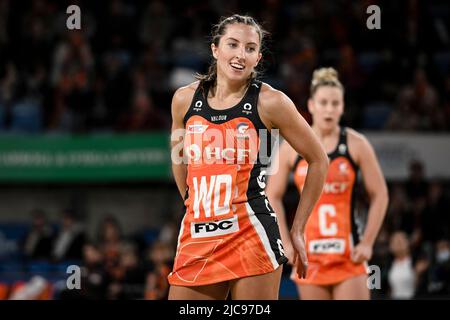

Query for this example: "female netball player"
[168,15,329,300]
[266,67,388,299]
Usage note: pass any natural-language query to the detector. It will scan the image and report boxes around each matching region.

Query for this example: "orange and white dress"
[292,127,367,285]
[168,80,288,286]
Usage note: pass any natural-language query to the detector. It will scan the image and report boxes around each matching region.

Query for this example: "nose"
[236,45,246,60]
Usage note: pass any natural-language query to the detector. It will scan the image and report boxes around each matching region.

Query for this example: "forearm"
[292,161,327,232]
[172,163,187,199]
[361,192,389,246]
[271,197,292,246]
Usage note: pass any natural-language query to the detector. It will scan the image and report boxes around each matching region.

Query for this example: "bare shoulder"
[172,81,200,107]
[172,81,200,119]
[347,128,371,146]
[259,83,291,109]
[346,128,374,163]
[258,83,293,128]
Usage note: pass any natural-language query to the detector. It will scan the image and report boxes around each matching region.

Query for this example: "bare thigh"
[168,282,230,300]
[230,266,283,300]
[332,274,369,300]
[297,283,332,300]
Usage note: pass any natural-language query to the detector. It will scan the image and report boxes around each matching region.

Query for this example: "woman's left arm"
[349,131,389,264]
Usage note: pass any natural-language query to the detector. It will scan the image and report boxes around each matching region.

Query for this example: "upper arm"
[259,87,328,166]
[171,83,197,132]
[170,82,197,161]
[266,140,296,200]
[348,130,387,198]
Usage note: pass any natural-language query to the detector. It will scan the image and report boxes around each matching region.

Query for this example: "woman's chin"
[226,70,249,81]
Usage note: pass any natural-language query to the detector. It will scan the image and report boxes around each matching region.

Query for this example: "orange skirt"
[291,259,367,286]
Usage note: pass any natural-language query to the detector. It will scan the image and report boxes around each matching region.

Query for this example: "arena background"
[0,0,449,300]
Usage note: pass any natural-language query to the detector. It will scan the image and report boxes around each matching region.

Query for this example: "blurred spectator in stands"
[139,0,172,49]
[116,69,169,132]
[107,243,145,300]
[405,160,428,201]
[388,68,441,131]
[51,209,85,261]
[88,76,108,131]
[157,217,178,249]
[50,30,94,132]
[79,242,109,300]
[385,183,415,234]
[428,239,450,297]
[443,74,450,130]
[19,0,54,72]
[144,241,173,300]
[0,0,10,49]
[0,62,18,127]
[138,45,168,95]
[415,238,450,298]
[388,231,416,299]
[60,242,109,300]
[413,251,431,298]
[97,215,125,284]
[422,181,450,243]
[370,226,392,298]
[22,208,54,260]
[101,0,137,53]
[337,44,366,93]
[403,161,429,250]
[102,51,132,130]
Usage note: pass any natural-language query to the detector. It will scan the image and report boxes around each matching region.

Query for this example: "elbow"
[319,152,330,173]
[305,150,329,175]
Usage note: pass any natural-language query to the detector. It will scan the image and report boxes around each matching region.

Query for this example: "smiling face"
[211,23,262,82]
[308,85,344,131]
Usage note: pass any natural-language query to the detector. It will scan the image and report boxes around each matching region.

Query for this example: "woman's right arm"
[260,87,329,278]
[266,140,296,263]
[170,85,196,199]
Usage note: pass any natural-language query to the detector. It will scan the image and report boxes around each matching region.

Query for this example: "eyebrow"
[225,37,258,46]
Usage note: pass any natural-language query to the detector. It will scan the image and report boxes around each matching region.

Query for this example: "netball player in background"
[168,14,328,300]
[266,67,388,299]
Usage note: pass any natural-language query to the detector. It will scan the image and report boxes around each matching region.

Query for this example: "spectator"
[22,209,54,260]
[428,240,450,297]
[51,209,85,261]
[97,214,123,273]
[405,160,428,201]
[388,231,416,299]
[107,243,146,300]
[422,181,450,242]
[144,241,173,300]
[60,242,109,300]
[80,242,110,300]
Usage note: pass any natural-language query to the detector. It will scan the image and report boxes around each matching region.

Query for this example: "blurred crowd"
[0,210,179,300]
[0,0,449,133]
[371,160,450,299]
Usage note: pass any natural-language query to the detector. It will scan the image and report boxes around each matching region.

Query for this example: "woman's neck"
[212,74,249,100]
[395,252,410,260]
[311,125,340,140]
